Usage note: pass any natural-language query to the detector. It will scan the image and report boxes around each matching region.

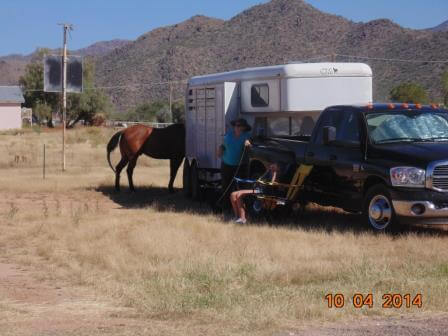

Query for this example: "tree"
[172,101,185,123]
[389,82,429,104]
[33,103,52,122]
[442,71,448,107]
[123,103,157,121]
[19,49,59,125]
[66,61,111,127]
[156,105,172,123]
[125,101,180,123]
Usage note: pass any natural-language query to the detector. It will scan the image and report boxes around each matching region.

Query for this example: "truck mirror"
[323,126,336,145]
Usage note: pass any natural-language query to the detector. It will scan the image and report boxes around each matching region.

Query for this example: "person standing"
[217,118,252,205]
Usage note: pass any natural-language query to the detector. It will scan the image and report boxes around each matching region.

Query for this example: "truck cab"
[248,103,448,230]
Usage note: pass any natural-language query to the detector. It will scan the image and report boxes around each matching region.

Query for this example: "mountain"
[95,0,448,112]
[0,39,130,85]
[430,20,448,32]
[2,0,447,110]
[71,39,130,57]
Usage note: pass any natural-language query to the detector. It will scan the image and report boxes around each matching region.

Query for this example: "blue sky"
[1,0,447,56]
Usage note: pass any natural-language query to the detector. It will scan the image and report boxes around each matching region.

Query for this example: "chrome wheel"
[368,195,392,230]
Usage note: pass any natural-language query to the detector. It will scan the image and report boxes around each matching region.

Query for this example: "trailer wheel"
[191,162,202,201]
[363,184,399,232]
[183,159,192,198]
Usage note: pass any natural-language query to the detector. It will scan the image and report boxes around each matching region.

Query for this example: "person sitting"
[230,163,279,224]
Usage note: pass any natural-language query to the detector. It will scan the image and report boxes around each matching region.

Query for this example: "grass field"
[0,126,447,335]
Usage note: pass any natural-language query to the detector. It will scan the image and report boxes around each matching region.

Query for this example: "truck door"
[328,110,365,211]
[305,109,364,210]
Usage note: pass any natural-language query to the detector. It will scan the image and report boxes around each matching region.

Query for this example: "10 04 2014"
[325,293,423,309]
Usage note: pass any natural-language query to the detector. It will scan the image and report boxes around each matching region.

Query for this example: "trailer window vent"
[251,84,269,107]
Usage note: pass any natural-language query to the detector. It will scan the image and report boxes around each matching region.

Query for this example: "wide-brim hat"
[230,118,252,132]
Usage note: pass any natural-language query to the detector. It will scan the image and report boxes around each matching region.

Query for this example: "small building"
[0,86,25,130]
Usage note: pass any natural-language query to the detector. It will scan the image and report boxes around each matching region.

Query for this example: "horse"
[107,123,185,193]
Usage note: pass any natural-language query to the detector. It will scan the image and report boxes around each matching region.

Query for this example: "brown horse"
[107,123,185,192]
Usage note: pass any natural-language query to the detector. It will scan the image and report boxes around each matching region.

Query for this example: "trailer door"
[212,82,239,170]
[186,82,239,171]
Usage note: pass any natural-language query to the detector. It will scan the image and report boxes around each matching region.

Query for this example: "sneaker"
[235,218,247,224]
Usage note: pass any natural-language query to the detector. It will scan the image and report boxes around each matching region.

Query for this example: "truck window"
[314,110,346,144]
[338,111,360,143]
[314,110,360,144]
[293,116,315,136]
[251,84,269,107]
[265,116,315,137]
[268,117,289,136]
[367,111,448,143]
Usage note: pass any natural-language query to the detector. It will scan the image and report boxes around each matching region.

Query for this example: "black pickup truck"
[247,103,448,231]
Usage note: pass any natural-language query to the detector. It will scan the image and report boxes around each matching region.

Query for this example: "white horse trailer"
[183,63,372,199]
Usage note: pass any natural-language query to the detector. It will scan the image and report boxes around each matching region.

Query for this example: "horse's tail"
[107,131,122,173]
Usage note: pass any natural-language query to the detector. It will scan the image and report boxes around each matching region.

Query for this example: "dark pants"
[220,162,247,208]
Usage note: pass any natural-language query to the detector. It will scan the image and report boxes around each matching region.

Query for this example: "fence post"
[43,144,46,180]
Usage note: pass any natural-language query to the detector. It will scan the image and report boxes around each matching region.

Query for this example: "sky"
[1,0,447,56]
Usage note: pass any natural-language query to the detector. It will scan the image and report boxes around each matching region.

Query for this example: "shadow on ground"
[95,185,448,237]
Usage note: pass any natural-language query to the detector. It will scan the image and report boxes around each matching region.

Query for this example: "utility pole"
[59,23,73,171]
[167,27,174,120]
[169,81,172,117]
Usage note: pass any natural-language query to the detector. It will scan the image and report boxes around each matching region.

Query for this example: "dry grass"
[0,127,447,335]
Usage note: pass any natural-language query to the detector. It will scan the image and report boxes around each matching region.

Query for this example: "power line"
[22,79,188,93]
[333,54,448,64]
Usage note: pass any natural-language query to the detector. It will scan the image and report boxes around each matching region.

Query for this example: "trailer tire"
[191,162,202,201]
[183,159,192,198]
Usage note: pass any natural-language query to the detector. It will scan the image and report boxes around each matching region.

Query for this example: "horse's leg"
[127,157,138,192]
[115,157,129,192]
[168,157,183,193]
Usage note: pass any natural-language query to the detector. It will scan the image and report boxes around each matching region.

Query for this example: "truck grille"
[431,164,448,191]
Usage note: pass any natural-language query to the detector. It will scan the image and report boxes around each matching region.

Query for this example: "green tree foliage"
[442,71,448,107]
[127,102,158,121]
[389,82,429,104]
[33,103,52,121]
[19,48,111,127]
[172,101,185,123]
[155,105,172,123]
[66,61,111,127]
[125,100,184,123]
[19,49,59,125]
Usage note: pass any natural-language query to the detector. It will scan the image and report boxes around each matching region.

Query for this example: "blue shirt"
[222,131,251,166]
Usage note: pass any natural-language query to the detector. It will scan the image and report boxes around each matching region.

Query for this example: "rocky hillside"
[94,0,448,112]
[0,39,129,85]
[431,20,448,32]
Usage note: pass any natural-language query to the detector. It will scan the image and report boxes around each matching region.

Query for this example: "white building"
[0,86,25,130]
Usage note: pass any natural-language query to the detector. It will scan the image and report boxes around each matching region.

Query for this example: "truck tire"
[183,159,192,198]
[191,162,202,201]
[363,184,398,232]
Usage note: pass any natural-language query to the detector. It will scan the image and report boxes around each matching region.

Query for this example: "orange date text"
[325,293,422,309]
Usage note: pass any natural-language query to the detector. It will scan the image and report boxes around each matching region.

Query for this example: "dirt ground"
[1,259,447,336]
[1,189,447,336]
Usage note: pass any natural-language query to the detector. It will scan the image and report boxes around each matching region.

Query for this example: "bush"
[390,82,429,104]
